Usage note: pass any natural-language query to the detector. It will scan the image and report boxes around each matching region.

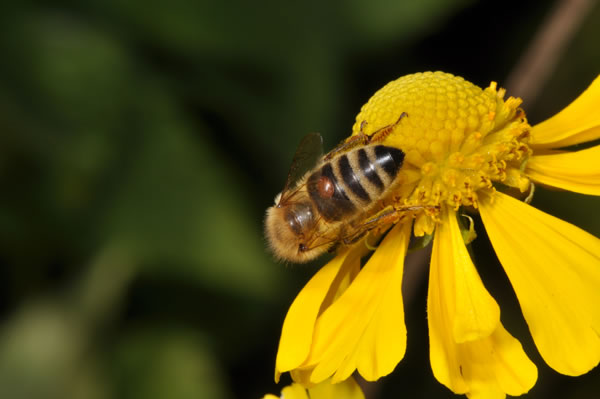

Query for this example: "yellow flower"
[263,377,364,399]
[274,72,600,398]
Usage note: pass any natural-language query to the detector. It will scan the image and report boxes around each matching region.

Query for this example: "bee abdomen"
[307,144,404,222]
[338,155,370,201]
[372,145,405,179]
[350,145,404,197]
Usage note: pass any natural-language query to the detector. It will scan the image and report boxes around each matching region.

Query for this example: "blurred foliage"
[0,1,598,398]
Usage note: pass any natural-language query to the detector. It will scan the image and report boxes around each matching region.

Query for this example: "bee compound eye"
[298,243,307,252]
[317,175,335,198]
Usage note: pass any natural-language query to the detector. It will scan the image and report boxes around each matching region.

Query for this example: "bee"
[265,114,418,263]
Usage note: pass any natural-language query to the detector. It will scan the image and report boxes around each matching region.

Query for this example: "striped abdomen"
[307,145,405,222]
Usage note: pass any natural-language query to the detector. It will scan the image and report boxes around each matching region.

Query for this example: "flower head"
[274,71,600,398]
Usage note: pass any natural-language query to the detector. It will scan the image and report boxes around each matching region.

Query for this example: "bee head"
[264,200,326,263]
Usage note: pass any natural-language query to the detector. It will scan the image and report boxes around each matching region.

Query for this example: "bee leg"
[367,112,408,143]
[360,208,407,230]
[327,243,340,253]
[342,230,368,246]
[340,209,401,246]
[323,131,370,161]
[323,113,407,161]
[342,203,439,244]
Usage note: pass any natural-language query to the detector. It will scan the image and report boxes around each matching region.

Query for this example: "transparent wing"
[279,132,323,204]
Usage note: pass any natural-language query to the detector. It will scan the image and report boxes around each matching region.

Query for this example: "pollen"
[352,72,532,235]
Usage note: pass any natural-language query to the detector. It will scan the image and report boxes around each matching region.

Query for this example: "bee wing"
[279,132,323,204]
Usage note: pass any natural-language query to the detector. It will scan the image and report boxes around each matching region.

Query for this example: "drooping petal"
[428,206,537,398]
[525,145,600,195]
[302,222,411,384]
[480,191,600,376]
[439,207,501,343]
[529,75,600,149]
[275,245,367,381]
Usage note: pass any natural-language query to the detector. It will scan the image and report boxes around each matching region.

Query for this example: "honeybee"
[265,114,418,263]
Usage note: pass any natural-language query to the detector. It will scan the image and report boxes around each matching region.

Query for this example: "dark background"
[0,0,599,398]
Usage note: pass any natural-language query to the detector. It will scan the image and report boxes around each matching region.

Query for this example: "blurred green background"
[0,1,599,398]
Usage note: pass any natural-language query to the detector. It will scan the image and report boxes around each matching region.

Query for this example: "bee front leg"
[340,209,400,246]
[341,203,438,245]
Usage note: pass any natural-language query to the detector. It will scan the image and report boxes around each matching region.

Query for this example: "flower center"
[352,72,532,235]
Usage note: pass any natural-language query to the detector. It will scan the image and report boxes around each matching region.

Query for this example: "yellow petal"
[436,207,501,343]
[308,377,365,399]
[526,144,600,195]
[275,245,366,380]
[280,382,310,399]
[289,368,315,387]
[303,223,411,383]
[462,327,537,399]
[530,75,600,149]
[428,207,537,397]
[480,192,600,375]
[267,377,365,399]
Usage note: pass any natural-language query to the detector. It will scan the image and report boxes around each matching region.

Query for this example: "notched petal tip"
[275,249,358,377]
[428,206,536,398]
[302,223,412,384]
[480,191,600,376]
